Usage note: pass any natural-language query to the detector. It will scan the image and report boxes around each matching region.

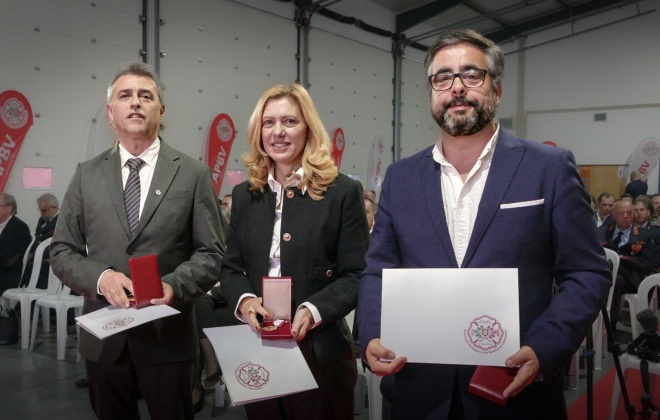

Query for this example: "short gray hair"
[37,193,58,208]
[106,62,164,104]
[0,193,18,215]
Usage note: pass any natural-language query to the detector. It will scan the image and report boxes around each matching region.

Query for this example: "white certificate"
[204,325,318,406]
[381,268,520,366]
[75,305,180,340]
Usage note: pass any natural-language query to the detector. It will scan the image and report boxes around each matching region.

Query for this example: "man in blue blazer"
[357,29,611,419]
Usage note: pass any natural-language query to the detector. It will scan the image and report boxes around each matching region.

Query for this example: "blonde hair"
[243,84,338,200]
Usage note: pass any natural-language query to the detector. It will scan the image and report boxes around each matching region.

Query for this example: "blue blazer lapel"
[463,132,525,267]
[133,142,179,239]
[101,146,131,238]
[418,148,459,268]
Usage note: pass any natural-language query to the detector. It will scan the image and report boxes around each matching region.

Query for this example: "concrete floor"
[0,315,631,420]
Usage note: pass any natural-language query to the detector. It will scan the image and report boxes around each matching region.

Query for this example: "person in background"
[20,193,59,289]
[221,83,369,420]
[357,28,610,419]
[620,193,634,204]
[364,197,376,233]
[222,194,232,211]
[651,194,660,227]
[601,200,654,331]
[596,192,615,227]
[625,170,648,199]
[633,195,660,270]
[589,194,598,214]
[0,193,32,295]
[50,62,224,420]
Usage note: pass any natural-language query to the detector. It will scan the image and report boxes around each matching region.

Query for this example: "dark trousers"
[85,344,195,420]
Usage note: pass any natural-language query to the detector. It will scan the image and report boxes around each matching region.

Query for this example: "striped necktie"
[124,158,145,235]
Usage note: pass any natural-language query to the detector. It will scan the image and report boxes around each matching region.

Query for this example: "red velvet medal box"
[128,254,164,308]
[468,365,517,406]
[261,277,293,340]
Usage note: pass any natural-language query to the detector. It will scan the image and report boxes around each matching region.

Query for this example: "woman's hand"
[238,296,268,333]
[291,307,314,341]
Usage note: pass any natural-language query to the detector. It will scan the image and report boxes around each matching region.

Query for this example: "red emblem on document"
[236,362,270,389]
[102,317,135,330]
[464,315,507,353]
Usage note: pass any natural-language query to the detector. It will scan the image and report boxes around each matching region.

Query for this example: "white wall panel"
[400,57,437,159]
[0,0,141,215]
[307,29,393,184]
[159,0,297,198]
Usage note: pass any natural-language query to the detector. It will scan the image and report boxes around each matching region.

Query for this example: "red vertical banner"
[207,113,236,195]
[331,128,345,169]
[0,90,33,191]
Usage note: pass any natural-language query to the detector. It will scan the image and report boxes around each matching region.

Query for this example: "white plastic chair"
[1,238,56,349]
[621,273,660,340]
[20,236,37,279]
[590,248,619,370]
[29,268,83,361]
[346,309,382,420]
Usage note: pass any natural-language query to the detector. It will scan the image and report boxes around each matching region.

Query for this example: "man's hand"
[291,307,314,341]
[99,270,134,308]
[150,282,173,305]
[502,345,541,398]
[239,297,268,334]
[365,338,407,376]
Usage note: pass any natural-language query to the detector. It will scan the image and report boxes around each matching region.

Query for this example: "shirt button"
[326,269,333,277]
[283,233,292,242]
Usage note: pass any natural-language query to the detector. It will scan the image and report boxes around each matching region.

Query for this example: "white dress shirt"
[98,138,160,293]
[432,125,500,267]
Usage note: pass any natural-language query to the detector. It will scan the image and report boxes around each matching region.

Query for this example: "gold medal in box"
[261,277,293,340]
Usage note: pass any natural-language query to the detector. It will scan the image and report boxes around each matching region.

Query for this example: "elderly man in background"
[20,193,59,289]
[0,193,32,296]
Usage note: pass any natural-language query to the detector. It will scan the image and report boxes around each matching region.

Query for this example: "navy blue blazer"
[357,130,611,417]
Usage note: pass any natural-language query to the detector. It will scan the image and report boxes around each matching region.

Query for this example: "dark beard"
[434,96,496,137]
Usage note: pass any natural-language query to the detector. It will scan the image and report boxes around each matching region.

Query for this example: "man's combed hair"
[106,62,164,104]
[424,28,505,90]
[242,84,338,201]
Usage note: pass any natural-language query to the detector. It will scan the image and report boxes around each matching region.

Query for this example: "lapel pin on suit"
[156,190,161,196]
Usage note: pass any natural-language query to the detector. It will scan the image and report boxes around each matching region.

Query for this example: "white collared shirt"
[432,125,500,267]
[97,138,160,294]
[118,138,160,219]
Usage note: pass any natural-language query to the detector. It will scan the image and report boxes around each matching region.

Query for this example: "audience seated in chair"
[0,193,32,296]
[599,200,655,331]
[20,193,59,290]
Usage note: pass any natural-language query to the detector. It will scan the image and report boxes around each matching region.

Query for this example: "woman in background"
[221,83,369,419]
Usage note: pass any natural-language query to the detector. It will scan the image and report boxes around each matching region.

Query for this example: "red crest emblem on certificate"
[464,315,507,353]
[235,362,270,390]
[102,317,135,330]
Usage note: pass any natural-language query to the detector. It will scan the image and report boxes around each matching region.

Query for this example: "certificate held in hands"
[128,254,163,308]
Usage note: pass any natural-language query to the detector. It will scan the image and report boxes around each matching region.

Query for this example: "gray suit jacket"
[51,141,224,364]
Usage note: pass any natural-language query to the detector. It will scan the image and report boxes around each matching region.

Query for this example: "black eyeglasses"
[428,69,488,91]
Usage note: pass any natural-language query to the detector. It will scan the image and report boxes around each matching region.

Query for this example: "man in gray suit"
[51,63,224,420]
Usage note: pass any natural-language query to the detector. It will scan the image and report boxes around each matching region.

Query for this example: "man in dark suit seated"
[633,195,660,270]
[0,193,32,295]
[600,200,655,331]
[20,193,59,289]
